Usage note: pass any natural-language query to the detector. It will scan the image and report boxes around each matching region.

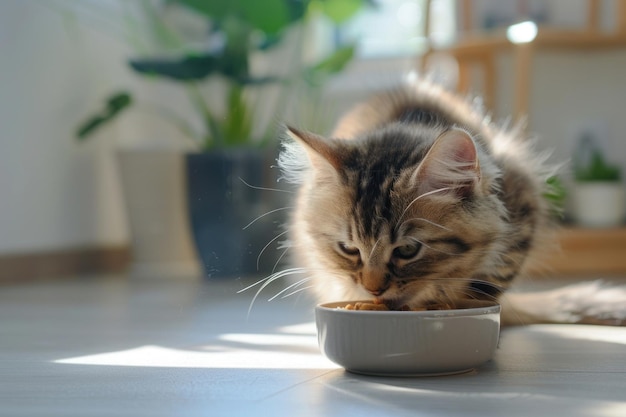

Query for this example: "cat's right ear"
[285,126,343,172]
[412,129,481,199]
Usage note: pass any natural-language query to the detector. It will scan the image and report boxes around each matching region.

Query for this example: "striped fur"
[279,80,556,317]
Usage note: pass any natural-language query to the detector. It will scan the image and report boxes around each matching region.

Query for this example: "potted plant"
[75,0,367,278]
[570,134,625,228]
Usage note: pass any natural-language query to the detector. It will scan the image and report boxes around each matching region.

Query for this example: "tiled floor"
[1,275,625,417]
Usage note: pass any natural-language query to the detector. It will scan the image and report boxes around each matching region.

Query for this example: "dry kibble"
[341,300,455,311]
[344,302,389,311]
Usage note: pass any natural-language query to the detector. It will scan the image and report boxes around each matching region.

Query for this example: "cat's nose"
[362,268,391,296]
[367,287,387,296]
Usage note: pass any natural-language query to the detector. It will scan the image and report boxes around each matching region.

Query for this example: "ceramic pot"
[571,182,625,228]
[185,150,287,279]
[117,150,200,277]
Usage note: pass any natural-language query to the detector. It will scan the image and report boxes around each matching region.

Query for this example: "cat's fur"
[277,80,624,326]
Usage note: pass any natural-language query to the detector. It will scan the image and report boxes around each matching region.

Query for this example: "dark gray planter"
[185,149,288,279]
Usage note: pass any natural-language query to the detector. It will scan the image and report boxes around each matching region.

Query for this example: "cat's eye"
[392,243,422,260]
[338,242,360,257]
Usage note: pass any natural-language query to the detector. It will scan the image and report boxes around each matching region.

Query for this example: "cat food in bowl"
[315,300,500,376]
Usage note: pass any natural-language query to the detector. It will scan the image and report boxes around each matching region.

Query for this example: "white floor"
[2,275,625,417]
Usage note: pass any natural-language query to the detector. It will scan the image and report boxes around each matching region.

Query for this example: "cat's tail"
[500,280,626,326]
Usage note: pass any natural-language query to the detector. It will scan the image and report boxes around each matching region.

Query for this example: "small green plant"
[74,0,369,150]
[544,175,567,211]
[573,134,621,182]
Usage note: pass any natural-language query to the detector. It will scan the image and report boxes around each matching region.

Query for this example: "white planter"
[571,182,626,228]
[117,150,200,278]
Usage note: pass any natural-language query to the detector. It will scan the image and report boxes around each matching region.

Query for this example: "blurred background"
[1,0,626,283]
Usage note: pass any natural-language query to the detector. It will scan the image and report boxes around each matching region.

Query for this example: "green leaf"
[171,0,294,35]
[168,0,231,20]
[312,45,355,73]
[76,92,133,140]
[544,176,567,204]
[573,136,621,182]
[240,0,291,35]
[285,0,311,22]
[319,0,363,23]
[304,45,356,86]
[221,84,253,146]
[543,176,567,219]
[129,53,283,85]
[129,54,220,81]
[107,92,132,109]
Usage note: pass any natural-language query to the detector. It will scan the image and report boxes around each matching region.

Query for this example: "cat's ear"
[413,129,481,198]
[285,126,343,172]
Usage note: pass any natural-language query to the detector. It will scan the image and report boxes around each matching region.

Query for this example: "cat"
[273,80,625,326]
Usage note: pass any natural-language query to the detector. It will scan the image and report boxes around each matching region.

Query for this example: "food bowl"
[315,300,501,376]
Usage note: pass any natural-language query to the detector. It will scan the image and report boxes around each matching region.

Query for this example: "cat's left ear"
[413,129,481,199]
[285,126,344,172]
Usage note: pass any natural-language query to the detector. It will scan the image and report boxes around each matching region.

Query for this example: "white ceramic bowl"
[315,300,501,376]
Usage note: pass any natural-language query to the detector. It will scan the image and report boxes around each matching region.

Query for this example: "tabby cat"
[275,80,624,326]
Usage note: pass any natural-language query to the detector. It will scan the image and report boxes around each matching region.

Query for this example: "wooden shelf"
[422,0,626,118]
[528,227,626,276]
[424,27,626,117]
[442,27,626,57]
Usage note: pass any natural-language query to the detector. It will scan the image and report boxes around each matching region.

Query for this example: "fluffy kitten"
[277,80,624,325]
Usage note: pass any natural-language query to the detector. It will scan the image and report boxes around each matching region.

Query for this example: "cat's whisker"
[281,284,315,299]
[428,276,507,289]
[238,177,294,194]
[243,207,292,230]
[244,268,309,317]
[397,186,454,224]
[456,288,501,302]
[237,267,305,294]
[256,230,289,271]
[425,278,501,301]
[420,277,507,302]
[268,276,312,301]
[406,237,456,257]
[426,276,489,283]
[397,217,452,232]
[272,246,290,273]
[369,237,382,260]
[237,276,273,294]
[497,251,523,266]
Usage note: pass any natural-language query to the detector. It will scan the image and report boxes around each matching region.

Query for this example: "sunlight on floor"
[56,344,337,369]
[599,403,626,417]
[531,324,626,345]
[55,322,338,370]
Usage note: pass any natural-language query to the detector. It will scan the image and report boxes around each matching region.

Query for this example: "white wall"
[521,50,626,174]
[0,0,130,254]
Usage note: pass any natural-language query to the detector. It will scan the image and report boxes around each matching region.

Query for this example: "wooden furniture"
[423,0,626,120]
[528,227,626,276]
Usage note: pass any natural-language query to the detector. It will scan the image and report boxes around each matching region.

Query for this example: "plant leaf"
[129,54,220,80]
[319,0,364,23]
[312,44,355,73]
[285,0,311,22]
[76,92,133,139]
[574,136,621,182]
[221,84,253,147]
[171,0,294,35]
[167,0,231,20]
[240,0,291,35]
[304,45,356,86]
[543,176,567,220]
